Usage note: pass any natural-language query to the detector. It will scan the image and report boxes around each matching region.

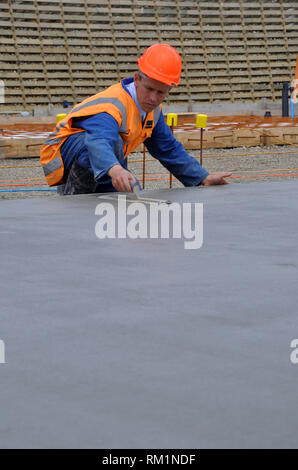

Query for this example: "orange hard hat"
[137,43,182,87]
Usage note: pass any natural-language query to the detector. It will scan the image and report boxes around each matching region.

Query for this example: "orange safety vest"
[40,81,161,186]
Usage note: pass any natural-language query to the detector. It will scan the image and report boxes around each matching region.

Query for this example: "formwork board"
[2,124,298,158]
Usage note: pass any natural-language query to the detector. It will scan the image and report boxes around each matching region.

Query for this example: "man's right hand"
[108,165,135,192]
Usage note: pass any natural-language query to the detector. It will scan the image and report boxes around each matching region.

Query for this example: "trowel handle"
[131,179,142,195]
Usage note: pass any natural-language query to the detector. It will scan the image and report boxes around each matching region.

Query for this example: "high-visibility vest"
[40,82,162,186]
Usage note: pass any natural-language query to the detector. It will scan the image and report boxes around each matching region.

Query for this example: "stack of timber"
[0,0,297,111]
[1,115,298,159]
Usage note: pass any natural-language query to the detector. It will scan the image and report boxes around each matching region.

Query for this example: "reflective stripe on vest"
[44,121,74,145]
[72,97,128,134]
[43,136,64,146]
[42,156,62,176]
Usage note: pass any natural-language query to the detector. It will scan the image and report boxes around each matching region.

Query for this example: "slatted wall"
[0,0,297,110]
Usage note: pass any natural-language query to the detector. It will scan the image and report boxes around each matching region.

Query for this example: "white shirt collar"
[126,81,147,123]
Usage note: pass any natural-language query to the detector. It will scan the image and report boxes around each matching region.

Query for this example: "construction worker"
[40,43,231,194]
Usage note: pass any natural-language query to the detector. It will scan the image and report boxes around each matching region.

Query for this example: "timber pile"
[0,0,297,111]
[1,115,298,158]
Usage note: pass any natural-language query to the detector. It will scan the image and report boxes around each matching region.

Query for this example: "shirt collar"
[122,78,147,123]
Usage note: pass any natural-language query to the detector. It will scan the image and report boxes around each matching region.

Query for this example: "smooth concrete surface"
[0,180,298,449]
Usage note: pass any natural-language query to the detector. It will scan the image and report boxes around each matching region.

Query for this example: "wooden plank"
[1,0,298,111]
[0,116,56,126]
[0,138,44,159]
[4,124,298,159]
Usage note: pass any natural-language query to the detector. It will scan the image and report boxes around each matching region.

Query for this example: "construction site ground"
[1,144,298,199]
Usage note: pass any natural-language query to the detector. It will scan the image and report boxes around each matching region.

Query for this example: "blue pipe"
[290,85,295,119]
[0,188,57,193]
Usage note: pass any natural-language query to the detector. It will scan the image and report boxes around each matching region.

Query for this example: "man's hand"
[201,172,232,186]
[108,165,135,192]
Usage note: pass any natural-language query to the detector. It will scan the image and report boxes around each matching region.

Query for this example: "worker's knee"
[62,158,97,195]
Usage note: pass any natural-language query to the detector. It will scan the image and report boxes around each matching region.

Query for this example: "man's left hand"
[202,172,232,186]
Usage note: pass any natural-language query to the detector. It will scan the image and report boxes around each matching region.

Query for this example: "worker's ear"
[134,72,140,85]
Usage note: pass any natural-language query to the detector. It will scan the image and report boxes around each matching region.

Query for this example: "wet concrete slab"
[0,180,298,448]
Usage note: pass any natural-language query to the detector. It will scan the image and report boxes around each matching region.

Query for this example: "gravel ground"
[1,145,298,200]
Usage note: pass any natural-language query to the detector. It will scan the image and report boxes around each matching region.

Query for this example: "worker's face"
[134,73,171,113]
